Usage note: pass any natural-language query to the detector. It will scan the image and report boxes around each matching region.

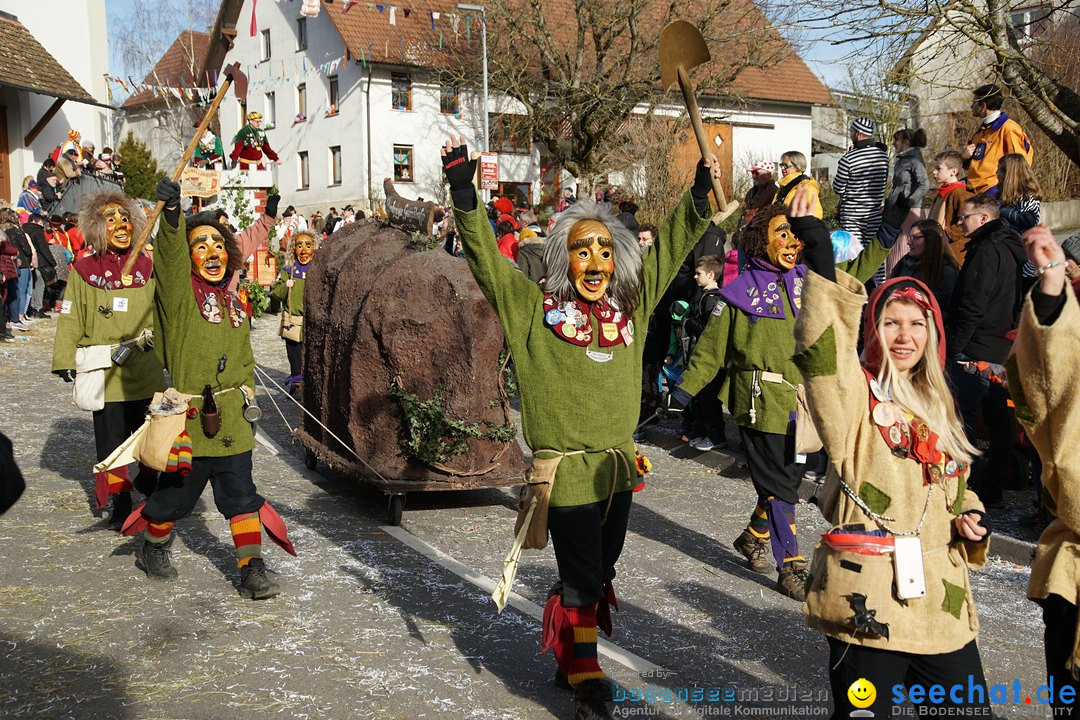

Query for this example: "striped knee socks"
[229,512,263,569]
[748,499,770,540]
[143,519,175,544]
[565,604,605,687]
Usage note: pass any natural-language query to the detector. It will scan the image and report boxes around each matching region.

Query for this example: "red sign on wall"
[479,152,499,191]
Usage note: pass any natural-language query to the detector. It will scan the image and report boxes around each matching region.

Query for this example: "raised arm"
[1008,226,1080,533]
[441,136,539,330]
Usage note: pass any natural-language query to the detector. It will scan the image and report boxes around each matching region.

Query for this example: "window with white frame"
[328,76,339,113]
[296,83,307,120]
[261,29,271,61]
[264,92,276,127]
[1010,6,1051,43]
[298,151,309,190]
[329,146,342,185]
[296,17,308,51]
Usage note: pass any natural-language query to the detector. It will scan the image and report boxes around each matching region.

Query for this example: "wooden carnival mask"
[766,214,803,271]
[294,233,316,265]
[102,202,133,251]
[567,220,614,303]
[188,225,229,283]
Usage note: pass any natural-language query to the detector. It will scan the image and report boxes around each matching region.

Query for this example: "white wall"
[220,0,539,215]
[0,0,111,199]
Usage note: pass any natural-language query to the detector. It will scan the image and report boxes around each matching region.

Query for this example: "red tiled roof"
[0,14,96,104]
[321,0,832,106]
[123,30,211,110]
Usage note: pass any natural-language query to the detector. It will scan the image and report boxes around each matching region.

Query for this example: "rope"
[252,364,391,485]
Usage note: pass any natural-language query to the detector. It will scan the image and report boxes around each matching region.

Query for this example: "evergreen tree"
[117,131,165,201]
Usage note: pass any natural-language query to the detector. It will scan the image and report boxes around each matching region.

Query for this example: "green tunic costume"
[154,216,256,457]
[680,239,891,435]
[52,264,165,402]
[270,264,306,340]
[453,192,710,507]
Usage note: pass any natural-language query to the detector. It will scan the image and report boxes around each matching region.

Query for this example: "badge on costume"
[601,322,618,342]
[60,300,72,314]
[586,349,613,363]
[711,301,727,317]
[112,297,129,313]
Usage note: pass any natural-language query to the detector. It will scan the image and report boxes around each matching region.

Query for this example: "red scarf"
[191,272,251,327]
[74,249,152,289]
[542,294,633,348]
[937,181,967,198]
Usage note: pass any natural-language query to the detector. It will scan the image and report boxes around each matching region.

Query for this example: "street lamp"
[456,3,489,155]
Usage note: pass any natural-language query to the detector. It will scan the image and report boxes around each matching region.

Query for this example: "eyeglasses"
[778,163,794,169]
[909,233,924,240]
[957,212,985,221]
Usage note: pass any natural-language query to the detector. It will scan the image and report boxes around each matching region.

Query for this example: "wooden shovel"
[660,21,739,222]
[122,62,249,277]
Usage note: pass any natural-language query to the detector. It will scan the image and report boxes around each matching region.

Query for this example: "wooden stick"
[121,75,237,277]
[676,65,737,214]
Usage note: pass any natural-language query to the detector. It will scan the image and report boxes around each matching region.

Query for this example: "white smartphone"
[893,536,927,599]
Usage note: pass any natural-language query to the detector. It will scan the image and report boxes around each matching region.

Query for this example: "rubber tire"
[304,447,317,470]
[387,494,405,526]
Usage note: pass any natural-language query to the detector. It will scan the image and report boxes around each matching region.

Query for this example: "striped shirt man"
[834,138,889,248]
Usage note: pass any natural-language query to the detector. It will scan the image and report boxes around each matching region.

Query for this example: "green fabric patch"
[941,579,966,619]
[1004,356,1036,424]
[951,474,968,517]
[858,482,892,515]
[793,325,838,377]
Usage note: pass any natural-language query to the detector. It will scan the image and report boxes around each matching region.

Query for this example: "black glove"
[441,141,478,212]
[788,215,835,282]
[691,160,712,217]
[156,178,182,228]
[963,509,992,542]
[663,387,692,414]
[265,193,281,219]
[55,369,76,383]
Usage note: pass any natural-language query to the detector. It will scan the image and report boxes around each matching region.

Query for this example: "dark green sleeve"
[453,203,539,342]
[679,302,733,396]
[153,215,193,317]
[640,192,712,316]
[269,269,288,302]
[839,236,890,284]
[52,273,86,371]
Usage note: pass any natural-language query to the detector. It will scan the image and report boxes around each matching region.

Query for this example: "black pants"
[92,398,151,463]
[739,426,800,505]
[285,338,302,377]
[143,451,263,522]
[547,491,632,608]
[827,637,989,718]
[1042,594,1080,716]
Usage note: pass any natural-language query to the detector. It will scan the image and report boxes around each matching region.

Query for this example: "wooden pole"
[121,75,238,277]
[676,65,735,213]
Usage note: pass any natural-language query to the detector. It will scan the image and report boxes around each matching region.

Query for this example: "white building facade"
[0,0,111,201]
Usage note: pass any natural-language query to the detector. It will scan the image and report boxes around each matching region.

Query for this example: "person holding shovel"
[443,135,718,719]
[120,178,295,600]
[51,191,165,528]
[270,229,317,392]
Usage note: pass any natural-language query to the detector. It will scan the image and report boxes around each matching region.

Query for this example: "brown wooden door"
[671,121,733,200]
[0,107,9,203]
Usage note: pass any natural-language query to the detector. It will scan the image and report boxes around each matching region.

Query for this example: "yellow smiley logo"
[847,678,876,709]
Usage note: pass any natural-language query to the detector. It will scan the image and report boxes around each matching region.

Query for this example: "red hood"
[862,276,946,375]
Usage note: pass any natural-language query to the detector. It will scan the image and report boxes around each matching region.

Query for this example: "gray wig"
[79,191,148,256]
[542,201,643,316]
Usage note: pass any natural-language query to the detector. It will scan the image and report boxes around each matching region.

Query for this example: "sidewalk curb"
[638,425,1037,568]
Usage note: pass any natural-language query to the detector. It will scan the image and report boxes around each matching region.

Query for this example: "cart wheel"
[387,494,406,526]
[303,447,317,470]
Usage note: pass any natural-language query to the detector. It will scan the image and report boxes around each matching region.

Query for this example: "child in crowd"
[682,255,728,451]
[996,153,1044,282]
[928,151,974,263]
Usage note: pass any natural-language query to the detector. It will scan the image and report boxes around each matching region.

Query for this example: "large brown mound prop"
[298,219,527,485]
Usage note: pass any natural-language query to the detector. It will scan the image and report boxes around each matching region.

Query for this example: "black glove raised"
[155,178,181,207]
[441,141,477,194]
[55,369,76,383]
[265,193,281,219]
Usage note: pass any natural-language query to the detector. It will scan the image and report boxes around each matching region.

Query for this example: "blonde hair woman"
[786,185,990,718]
